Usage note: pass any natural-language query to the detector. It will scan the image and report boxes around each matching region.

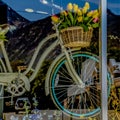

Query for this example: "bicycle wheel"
[49,51,111,119]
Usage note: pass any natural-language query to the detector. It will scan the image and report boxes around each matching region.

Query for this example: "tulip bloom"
[51,15,59,23]
[92,10,99,18]
[84,2,90,10]
[67,3,73,11]
[93,13,99,19]
[93,17,99,23]
[87,11,93,17]
[73,4,79,13]
[77,9,82,16]
[61,10,68,16]
[82,7,88,14]
[77,16,83,22]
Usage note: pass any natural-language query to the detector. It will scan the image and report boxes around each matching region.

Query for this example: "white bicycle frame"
[0,30,84,96]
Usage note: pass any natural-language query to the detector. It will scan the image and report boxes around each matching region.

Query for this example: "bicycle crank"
[0,73,30,96]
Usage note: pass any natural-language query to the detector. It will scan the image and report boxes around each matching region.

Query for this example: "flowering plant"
[0,24,9,41]
[51,2,100,31]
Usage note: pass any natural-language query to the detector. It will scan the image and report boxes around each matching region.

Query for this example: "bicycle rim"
[49,51,111,119]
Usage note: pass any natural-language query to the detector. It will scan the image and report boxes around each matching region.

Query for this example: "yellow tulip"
[61,10,68,16]
[82,7,88,14]
[77,9,82,16]
[93,12,99,18]
[93,10,98,15]
[87,11,93,17]
[73,4,79,13]
[77,16,83,22]
[51,15,59,23]
[92,10,99,18]
[67,3,73,11]
[85,2,90,10]
[93,10,98,13]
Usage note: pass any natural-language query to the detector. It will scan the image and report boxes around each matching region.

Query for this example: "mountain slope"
[5,9,120,63]
[6,16,54,64]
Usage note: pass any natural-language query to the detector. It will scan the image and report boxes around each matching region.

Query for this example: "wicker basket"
[60,26,93,48]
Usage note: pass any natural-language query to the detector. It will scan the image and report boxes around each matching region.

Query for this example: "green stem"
[87,17,94,27]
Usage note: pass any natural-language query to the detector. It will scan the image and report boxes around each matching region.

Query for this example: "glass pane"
[107,0,120,119]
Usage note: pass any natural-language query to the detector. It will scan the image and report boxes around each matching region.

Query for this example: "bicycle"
[0,24,111,119]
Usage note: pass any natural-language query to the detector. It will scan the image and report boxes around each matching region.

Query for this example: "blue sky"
[2,0,120,21]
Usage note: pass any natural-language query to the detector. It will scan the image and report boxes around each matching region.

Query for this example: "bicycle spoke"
[49,51,111,119]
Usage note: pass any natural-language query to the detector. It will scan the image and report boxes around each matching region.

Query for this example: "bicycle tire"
[49,50,111,119]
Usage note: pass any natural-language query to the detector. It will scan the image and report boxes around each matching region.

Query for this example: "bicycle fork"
[59,37,85,88]
[54,24,85,88]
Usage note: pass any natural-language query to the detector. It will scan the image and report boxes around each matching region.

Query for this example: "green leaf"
[59,22,68,29]
[68,12,74,25]
[0,31,8,41]
[73,13,78,26]
[84,16,89,21]
[80,24,88,31]
[92,23,99,28]
[65,17,72,26]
